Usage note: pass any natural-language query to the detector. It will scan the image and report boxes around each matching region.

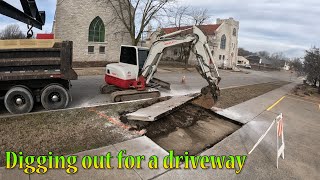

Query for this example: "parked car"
[237,64,252,69]
[245,64,252,69]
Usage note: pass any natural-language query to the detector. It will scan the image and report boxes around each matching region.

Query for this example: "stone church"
[146,18,239,69]
[52,0,132,63]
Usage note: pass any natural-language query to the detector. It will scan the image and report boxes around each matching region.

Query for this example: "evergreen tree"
[304,47,320,93]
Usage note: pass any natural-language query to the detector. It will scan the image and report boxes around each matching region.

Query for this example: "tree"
[168,5,190,28]
[166,6,211,67]
[238,47,253,57]
[188,8,210,26]
[0,24,26,40]
[269,52,288,69]
[290,58,304,76]
[304,47,320,93]
[257,51,270,58]
[99,0,174,45]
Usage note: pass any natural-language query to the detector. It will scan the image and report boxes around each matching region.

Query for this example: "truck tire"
[4,87,34,114]
[41,84,70,110]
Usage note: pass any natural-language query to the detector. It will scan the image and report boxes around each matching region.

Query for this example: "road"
[0,69,297,116]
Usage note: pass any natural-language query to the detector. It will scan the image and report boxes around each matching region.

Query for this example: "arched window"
[220,34,226,49]
[88,17,105,42]
[233,28,237,36]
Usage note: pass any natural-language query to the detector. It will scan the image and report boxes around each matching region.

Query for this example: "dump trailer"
[0,39,78,114]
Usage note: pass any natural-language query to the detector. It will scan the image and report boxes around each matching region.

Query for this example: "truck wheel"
[4,87,34,114]
[41,84,70,110]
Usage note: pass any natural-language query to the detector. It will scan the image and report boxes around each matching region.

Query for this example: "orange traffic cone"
[181,76,186,84]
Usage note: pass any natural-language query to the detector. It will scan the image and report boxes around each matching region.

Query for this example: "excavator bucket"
[192,86,220,109]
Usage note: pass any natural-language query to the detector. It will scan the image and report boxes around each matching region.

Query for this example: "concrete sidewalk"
[0,136,169,180]
[155,83,320,179]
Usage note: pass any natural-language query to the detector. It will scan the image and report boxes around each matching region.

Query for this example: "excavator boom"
[140,26,221,102]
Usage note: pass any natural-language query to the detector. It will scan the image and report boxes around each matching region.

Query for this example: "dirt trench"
[133,81,290,155]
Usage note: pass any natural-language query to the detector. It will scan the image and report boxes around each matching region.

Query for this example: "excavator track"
[111,89,161,102]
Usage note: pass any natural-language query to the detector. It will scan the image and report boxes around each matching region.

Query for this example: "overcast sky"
[1,0,319,58]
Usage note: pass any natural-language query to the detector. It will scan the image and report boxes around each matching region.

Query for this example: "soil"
[0,98,167,167]
[291,84,320,103]
[216,81,290,108]
[148,104,241,155]
[0,81,289,166]
[144,81,290,155]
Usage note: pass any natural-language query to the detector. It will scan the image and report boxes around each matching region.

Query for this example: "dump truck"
[0,0,78,114]
[0,40,78,114]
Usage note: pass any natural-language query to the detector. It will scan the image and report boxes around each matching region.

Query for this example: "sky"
[0,0,319,58]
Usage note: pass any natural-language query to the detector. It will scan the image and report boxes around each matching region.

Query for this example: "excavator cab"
[119,46,149,72]
[105,45,150,89]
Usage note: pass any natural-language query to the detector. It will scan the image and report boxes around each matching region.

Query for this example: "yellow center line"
[286,96,320,106]
[267,96,286,111]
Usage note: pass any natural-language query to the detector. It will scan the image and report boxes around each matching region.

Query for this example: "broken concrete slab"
[126,95,199,121]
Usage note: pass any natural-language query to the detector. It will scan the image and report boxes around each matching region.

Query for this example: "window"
[223,55,225,60]
[219,55,222,60]
[88,16,105,42]
[138,49,149,71]
[233,28,237,36]
[99,46,105,54]
[220,34,226,49]
[120,46,137,65]
[88,46,94,53]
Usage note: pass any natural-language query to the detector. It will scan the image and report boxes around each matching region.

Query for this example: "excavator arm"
[140,26,221,101]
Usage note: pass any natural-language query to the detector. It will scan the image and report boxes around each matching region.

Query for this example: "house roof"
[162,24,221,35]
[246,55,273,65]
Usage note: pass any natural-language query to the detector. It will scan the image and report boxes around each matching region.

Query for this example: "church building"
[53,0,132,63]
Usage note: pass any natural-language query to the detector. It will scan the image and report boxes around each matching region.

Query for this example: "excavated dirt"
[148,104,241,155]
[145,81,290,155]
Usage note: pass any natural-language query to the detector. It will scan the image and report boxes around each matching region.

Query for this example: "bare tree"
[0,24,26,40]
[167,6,190,28]
[189,8,210,25]
[165,5,192,68]
[99,0,174,45]
[168,7,211,27]
[165,6,211,68]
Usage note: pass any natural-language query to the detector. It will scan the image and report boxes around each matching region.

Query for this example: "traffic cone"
[181,76,186,84]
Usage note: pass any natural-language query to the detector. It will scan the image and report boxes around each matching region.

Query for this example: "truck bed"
[0,40,77,81]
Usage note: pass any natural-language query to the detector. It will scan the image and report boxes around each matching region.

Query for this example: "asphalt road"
[0,69,297,116]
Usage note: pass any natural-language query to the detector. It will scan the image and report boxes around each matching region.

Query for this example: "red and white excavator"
[102,26,221,103]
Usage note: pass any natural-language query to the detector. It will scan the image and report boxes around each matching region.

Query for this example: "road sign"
[277,114,285,168]
[248,113,285,168]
